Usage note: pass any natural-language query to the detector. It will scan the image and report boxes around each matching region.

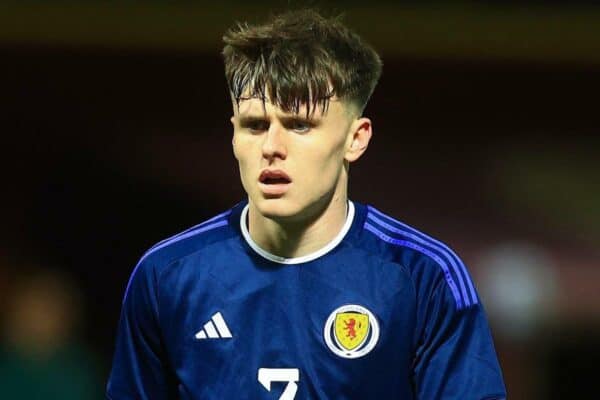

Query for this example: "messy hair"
[222,9,382,117]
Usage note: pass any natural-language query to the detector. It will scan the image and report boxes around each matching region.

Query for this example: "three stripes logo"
[195,312,233,340]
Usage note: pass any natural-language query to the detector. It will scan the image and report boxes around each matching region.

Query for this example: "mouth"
[258,169,291,196]
[259,169,292,185]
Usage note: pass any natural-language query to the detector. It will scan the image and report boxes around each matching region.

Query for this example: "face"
[231,96,371,222]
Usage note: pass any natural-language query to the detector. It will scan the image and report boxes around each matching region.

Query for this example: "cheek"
[299,141,345,182]
[232,133,242,161]
[233,141,260,190]
[232,135,250,166]
[235,156,253,194]
[320,136,348,166]
[231,138,238,159]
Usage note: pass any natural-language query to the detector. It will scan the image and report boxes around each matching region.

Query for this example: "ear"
[344,117,372,163]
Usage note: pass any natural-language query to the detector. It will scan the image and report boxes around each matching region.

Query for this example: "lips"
[259,169,291,184]
[258,169,291,196]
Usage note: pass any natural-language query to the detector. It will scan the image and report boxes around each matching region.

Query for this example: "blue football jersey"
[107,201,506,399]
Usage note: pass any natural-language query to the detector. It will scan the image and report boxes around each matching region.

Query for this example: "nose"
[262,122,287,161]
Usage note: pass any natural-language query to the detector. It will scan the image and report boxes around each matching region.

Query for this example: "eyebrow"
[238,116,268,125]
[237,114,321,126]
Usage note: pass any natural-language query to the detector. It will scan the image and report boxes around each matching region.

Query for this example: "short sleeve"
[106,259,175,399]
[412,279,506,400]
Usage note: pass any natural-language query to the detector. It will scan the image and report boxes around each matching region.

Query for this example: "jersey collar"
[240,201,355,264]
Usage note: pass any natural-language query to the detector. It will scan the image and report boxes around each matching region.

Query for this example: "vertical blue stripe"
[364,222,464,309]
[368,206,478,305]
[123,219,229,304]
[367,213,472,307]
[147,210,232,254]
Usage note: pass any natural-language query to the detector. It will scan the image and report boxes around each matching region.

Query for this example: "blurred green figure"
[0,270,100,399]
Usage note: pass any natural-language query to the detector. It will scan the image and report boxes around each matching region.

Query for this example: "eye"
[244,120,269,133]
[289,120,312,133]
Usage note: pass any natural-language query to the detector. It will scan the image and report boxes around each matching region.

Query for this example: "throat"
[245,200,351,260]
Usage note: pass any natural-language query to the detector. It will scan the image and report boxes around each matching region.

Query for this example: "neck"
[247,193,349,259]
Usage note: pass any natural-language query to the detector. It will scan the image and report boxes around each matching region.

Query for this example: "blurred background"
[1,1,599,398]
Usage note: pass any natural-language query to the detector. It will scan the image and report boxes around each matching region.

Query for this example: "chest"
[159,255,417,399]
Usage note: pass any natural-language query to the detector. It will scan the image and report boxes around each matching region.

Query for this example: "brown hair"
[222,9,382,117]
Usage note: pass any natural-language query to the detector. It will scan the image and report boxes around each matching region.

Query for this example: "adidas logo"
[195,312,233,339]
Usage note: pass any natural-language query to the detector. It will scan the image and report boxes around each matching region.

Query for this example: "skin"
[231,95,372,258]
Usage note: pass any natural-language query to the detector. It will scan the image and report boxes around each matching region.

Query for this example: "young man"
[107,10,506,400]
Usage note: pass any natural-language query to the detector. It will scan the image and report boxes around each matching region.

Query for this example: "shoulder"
[122,205,239,303]
[359,204,478,310]
[139,208,235,268]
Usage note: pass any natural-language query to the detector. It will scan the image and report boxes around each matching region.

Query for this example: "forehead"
[234,96,346,119]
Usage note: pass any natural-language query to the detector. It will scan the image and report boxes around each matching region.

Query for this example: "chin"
[253,197,303,221]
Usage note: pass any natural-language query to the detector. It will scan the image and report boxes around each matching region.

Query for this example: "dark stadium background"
[1,1,599,398]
